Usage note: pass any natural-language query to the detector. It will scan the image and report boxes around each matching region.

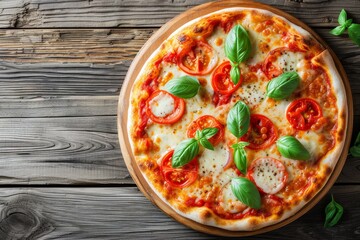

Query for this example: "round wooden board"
[117,0,354,236]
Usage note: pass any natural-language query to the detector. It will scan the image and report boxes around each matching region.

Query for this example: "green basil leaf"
[231,177,261,209]
[172,138,199,168]
[324,195,344,228]
[225,25,252,64]
[266,72,300,100]
[338,9,347,25]
[350,132,360,157]
[195,130,202,140]
[200,128,218,139]
[230,62,241,85]
[276,136,311,160]
[233,147,247,175]
[348,23,360,46]
[232,142,250,149]
[227,101,250,138]
[199,138,214,150]
[330,25,346,36]
[164,76,200,99]
[345,18,353,28]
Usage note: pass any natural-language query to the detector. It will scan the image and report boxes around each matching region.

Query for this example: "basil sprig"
[164,76,200,99]
[231,177,261,209]
[276,136,311,161]
[172,128,218,168]
[350,131,360,157]
[324,195,344,228]
[227,101,250,138]
[225,25,252,84]
[330,9,360,46]
[266,72,300,100]
[232,142,249,175]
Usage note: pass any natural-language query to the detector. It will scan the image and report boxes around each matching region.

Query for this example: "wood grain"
[0,186,358,239]
[0,0,359,28]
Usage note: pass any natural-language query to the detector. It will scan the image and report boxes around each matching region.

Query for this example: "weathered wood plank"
[0,114,131,184]
[0,0,359,28]
[0,186,358,239]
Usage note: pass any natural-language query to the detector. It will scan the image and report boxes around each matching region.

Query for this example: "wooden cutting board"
[117,0,353,236]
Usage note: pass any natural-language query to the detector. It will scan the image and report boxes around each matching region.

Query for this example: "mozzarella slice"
[250,157,287,194]
[149,92,175,117]
[218,182,247,213]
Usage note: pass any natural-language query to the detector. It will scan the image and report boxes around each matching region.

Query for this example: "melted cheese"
[149,91,175,117]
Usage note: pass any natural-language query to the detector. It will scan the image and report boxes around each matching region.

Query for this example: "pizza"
[125,7,348,231]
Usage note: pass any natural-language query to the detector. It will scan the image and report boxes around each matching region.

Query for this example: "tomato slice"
[187,115,225,146]
[178,40,218,75]
[241,114,278,150]
[262,47,293,79]
[211,61,242,95]
[286,98,322,131]
[247,157,288,194]
[160,150,199,188]
[146,90,186,124]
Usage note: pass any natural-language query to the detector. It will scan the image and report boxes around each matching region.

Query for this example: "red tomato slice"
[146,90,186,124]
[286,98,322,131]
[247,157,288,194]
[178,40,218,75]
[241,114,278,150]
[211,61,242,95]
[262,47,293,79]
[160,150,199,188]
[187,115,225,146]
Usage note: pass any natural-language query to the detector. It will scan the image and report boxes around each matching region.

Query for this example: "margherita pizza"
[125,6,348,231]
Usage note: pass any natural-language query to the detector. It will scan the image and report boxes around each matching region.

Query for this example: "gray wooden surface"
[0,0,359,239]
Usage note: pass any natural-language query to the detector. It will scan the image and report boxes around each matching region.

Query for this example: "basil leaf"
[348,23,360,46]
[200,128,218,139]
[225,25,252,63]
[199,138,214,150]
[227,101,250,138]
[324,195,344,228]
[330,25,346,36]
[350,131,360,157]
[338,9,347,25]
[230,62,241,85]
[172,138,199,168]
[345,19,353,28]
[164,76,200,99]
[276,136,311,160]
[231,177,261,209]
[233,147,246,174]
[266,72,300,100]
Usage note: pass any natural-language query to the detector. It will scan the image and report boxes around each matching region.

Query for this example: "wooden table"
[0,0,359,239]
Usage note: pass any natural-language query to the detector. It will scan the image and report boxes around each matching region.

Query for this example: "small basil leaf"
[338,9,347,25]
[230,63,241,85]
[199,138,214,151]
[266,72,300,100]
[227,101,250,138]
[225,25,252,64]
[330,25,346,36]
[164,76,200,99]
[233,147,247,175]
[172,138,199,168]
[324,195,344,228]
[231,177,261,209]
[200,128,218,139]
[232,141,250,149]
[348,23,360,46]
[195,130,202,140]
[350,132,360,157]
[345,19,353,28]
[276,136,311,160]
